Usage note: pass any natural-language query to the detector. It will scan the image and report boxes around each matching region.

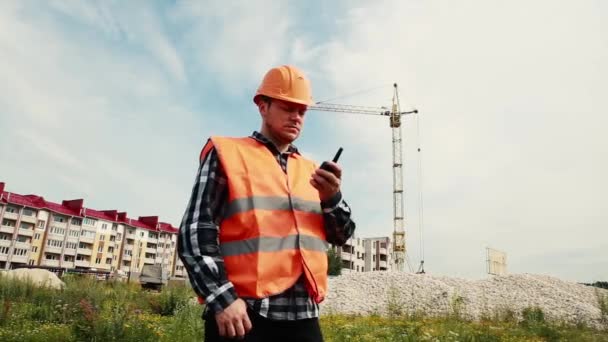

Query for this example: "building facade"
[0,182,186,278]
[334,236,393,273]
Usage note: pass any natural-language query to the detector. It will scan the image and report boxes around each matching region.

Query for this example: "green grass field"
[1,273,606,341]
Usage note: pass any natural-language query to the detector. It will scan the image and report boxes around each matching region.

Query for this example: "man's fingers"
[316,167,341,180]
[234,319,246,338]
[312,174,332,189]
[243,314,253,332]
[225,322,236,338]
[217,321,226,337]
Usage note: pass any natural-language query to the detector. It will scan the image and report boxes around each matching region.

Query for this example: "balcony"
[339,251,354,261]
[42,259,60,267]
[147,237,158,244]
[51,221,67,228]
[0,240,10,248]
[20,215,37,224]
[126,233,136,240]
[75,260,90,268]
[2,212,18,220]
[0,225,15,234]
[76,248,92,256]
[62,261,75,269]
[64,248,76,256]
[379,260,388,268]
[14,241,30,250]
[11,255,29,264]
[122,254,131,261]
[146,247,156,254]
[45,246,62,254]
[79,236,95,244]
[144,258,155,264]
[380,247,388,255]
[18,228,34,237]
[0,254,7,261]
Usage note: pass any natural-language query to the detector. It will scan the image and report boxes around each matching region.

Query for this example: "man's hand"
[310,161,342,202]
[215,298,252,339]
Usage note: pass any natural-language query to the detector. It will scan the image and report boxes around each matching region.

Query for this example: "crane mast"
[309,84,418,272]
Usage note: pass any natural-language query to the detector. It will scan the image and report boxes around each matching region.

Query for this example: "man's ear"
[258,101,269,118]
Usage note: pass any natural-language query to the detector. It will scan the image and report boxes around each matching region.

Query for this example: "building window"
[6,206,17,213]
[105,258,112,265]
[37,220,46,229]
[0,246,9,254]
[83,218,97,226]
[101,223,108,230]
[100,235,105,241]
[2,219,15,227]
[66,242,77,250]
[112,224,117,231]
[53,215,66,223]
[97,246,103,253]
[47,239,63,248]
[19,222,34,229]
[45,253,59,260]
[14,248,29,256]
[28,260,35,265]
[31,246,38,252]
[95,258,101,264]
[22,208,35,216]
[71,218,82,226]
[108,247,114,254]
[16,236,29,243]
[0,233,10,240]
[34,233,41,240]
[50,226,66,235]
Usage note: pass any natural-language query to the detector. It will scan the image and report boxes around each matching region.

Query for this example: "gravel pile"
[320,272,608,330]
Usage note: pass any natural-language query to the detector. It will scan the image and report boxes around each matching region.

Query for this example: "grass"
[1,272,607,341]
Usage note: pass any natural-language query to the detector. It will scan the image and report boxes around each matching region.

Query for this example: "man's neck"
[259,128,290,153]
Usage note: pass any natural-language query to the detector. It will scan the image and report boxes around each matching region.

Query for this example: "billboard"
[486,247,507,275]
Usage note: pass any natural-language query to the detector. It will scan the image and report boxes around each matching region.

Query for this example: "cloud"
[305,0,608,280]
[1,1,606,283]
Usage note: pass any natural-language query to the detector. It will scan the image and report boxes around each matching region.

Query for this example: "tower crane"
[309,83,422,273]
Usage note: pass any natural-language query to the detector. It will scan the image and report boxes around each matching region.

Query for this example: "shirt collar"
[250,131,300,155]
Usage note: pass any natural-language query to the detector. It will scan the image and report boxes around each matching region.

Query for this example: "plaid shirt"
[178,131,356,320]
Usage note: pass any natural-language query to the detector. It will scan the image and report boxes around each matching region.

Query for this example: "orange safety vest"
[197,136,329,304]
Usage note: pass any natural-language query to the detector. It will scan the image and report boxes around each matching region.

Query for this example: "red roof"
[0,181,178,233]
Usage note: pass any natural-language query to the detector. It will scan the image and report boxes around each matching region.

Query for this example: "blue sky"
[1,1,607,283]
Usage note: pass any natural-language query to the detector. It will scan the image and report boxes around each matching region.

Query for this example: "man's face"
[259,98,307,144]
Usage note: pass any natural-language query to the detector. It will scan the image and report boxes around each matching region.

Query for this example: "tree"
[327,246,342,276]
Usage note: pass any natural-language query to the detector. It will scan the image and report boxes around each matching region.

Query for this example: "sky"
[1,0,606,283]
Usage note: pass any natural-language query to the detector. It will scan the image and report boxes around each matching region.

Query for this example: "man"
[178,65,355,341]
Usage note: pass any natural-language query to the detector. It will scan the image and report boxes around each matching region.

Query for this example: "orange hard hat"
[253,65,313,106]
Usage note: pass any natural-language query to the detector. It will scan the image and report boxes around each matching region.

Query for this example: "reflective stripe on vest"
[224,195,322,219]
[220,234,329,256]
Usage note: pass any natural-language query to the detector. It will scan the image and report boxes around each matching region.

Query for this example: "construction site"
[2,1,607,340]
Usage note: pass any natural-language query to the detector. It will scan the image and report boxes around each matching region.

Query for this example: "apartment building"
[0,182,186,278]
[334,236,393,273]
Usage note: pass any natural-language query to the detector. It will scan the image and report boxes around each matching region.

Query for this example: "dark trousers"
[203,309,324,342]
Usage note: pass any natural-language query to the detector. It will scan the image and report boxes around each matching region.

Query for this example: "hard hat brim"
[253,93,313,106]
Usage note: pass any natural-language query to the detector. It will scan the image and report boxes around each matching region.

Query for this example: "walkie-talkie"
[320,147,343,172]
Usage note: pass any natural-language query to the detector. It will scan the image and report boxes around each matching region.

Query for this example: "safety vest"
[197,136,329,304]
